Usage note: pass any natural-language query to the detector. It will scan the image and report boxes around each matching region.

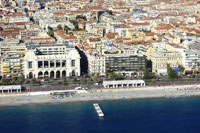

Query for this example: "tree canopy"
[109,72,123,80]
[167,64,178,79]
[178,65,185,73]
[62,79,68,86]
[47,26,53,31]
[143,68,154,79]
[64,25,71,33]
[69,20,79,30]
[57,25,62,30]
[76,15,87,21]
[47,31,54,37]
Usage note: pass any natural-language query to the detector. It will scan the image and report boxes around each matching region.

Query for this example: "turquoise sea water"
[0,97,200,133]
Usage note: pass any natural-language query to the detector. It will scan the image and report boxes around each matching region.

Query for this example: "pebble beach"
[1,84,200,107]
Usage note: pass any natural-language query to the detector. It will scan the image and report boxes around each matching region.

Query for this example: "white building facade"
[24,44,81,79]
[150,51,182,74]
[86,52,105,76]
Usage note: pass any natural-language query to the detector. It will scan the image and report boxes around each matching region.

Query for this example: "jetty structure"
[93,103,104,117]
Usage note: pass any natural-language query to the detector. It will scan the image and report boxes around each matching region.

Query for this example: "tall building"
[105,54,147,77]
[24,44,81,79]
[183,50,200,72]
[0,43,26,77]
[87,52,105,76]
[1,54,24,77]
[180,42,200,73]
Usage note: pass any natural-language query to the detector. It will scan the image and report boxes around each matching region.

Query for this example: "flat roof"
[0,85,21,90]
[103,80,145,85]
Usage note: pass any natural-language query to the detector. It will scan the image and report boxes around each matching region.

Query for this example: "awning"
[185,70,193,74]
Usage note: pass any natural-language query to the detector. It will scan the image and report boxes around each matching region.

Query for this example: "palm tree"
[11,76,17,84]
[1,78,8,85]
[178,65,185,78]
[62,79,68,86]
[138,66,144,77]
[192,65,196,78]
[18,75,25,84]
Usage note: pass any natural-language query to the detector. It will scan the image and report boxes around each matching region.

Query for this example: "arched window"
[56,71,61,78]
[29,72,33,79]
[50,71,54,78]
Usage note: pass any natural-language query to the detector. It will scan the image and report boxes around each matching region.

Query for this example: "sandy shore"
[1,84,200,107]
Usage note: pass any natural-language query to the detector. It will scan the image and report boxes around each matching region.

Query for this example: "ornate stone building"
[24,44,80,79]
[150,50,182,74]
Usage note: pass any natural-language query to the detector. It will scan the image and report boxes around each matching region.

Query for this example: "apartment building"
[181,42,200,72]
[0,43,26,77]
[5,13,30,23]
[0,43,26,55]
[105,54,147,77]
[1,54,24,77]
[20,30,39,40]
[86,52,105,76]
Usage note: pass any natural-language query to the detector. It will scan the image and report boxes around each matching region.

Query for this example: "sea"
[0,97,200,133]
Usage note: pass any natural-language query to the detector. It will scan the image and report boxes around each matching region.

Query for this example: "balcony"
[13,65,21,67]
[3,68,10,70]
[3,65,10,67]
[13,67,21,70]
[3,70,10,73]
[20,57,24,61]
